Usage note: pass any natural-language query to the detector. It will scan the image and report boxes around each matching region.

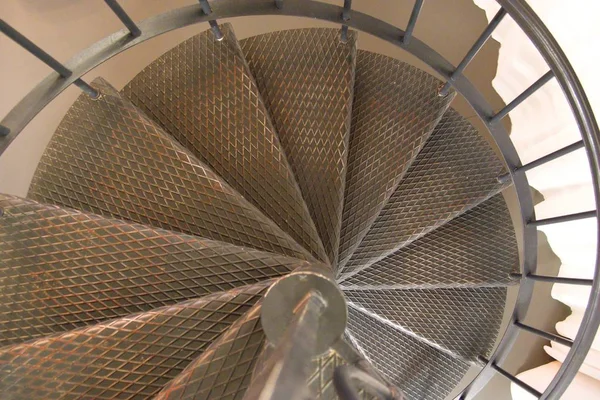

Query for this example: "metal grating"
[0,194,310,346]
[345,286,507,361]
[341,194,518,289]
[28,77,311,261]
[337,50,454,273]
[155,304,264,400]
[241,28,357,266]
[340,108,509,280]
[0,283,268,400]
[122,23,327,262]
[347,307,470,400]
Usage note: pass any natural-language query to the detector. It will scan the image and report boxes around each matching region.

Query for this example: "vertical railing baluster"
[402,0,424,45]
[0,19,98,98]
[490,70,555,124]
[341,0,352,43]
[104,0,142,37]
[439,7,507,96]
[479,357,542,398]
[198,0,223,41]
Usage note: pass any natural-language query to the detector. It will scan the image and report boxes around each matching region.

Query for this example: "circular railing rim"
[0,1,595,399]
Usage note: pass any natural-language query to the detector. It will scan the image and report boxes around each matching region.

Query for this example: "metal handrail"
[0,1,597,399]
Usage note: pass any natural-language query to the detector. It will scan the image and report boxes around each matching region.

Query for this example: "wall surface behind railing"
[0,1,582,399]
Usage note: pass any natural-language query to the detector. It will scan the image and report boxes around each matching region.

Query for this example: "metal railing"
[0,1,598,399]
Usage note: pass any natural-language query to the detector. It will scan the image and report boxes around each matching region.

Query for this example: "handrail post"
[402,0,424,45]
[198,0,223,41]
[104,0,142,37]
[341,0,352,43]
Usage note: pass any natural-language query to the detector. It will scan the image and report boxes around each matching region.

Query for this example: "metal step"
[122,23,327,263]
[346,286,507,362]
[339,108,510,281]
[0,194,312,346]
[155,304,264,400]
[28,77,312,261]
[0,282,268,399]
[337,51,455,272]
[241,28,357,266]
[340,194,518,289]
[346,307,470,400]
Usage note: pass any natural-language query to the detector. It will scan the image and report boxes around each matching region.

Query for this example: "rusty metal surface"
[341,194,518,290]
[337,50,454,273]
[122,23,327,262]
[346,286,507,362]
[339,108,509,281]
[0,283,268,399]
[156,304,264,400]
[347,307,470,400]
[28,77,311,261]
[241,28,357,266]
[0,194,310,346]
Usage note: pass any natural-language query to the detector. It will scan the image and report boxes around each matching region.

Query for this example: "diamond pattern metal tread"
[0,194,312,347]
[155,304,264,400]
[28,77,311,261]
[347,307,470,400]
[0,282,268,400]
[122,23,327,263]
[337,50,455,272]
[345,286,507,362]
[341,193,518,290]
[339,108,509,280]
[240,28,357,266]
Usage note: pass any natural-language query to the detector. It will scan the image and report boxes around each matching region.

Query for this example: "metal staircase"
[1,1,599,399]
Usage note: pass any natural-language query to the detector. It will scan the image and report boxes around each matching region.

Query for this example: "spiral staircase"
[1,1,599,400]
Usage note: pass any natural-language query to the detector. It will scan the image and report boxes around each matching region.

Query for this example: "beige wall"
[0,1,566,399]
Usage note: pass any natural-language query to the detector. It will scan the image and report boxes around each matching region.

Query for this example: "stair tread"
[337,51,454,272]
[241,28,357,266]
[347,307,470,400]
[122,23,327,262]
[28,77,311,261]
[0,194,312,346]
[156,304,264,400]
[346,286,506,362]
[341,194,518,290]
[339,108,509,280]
[0,282,268,399]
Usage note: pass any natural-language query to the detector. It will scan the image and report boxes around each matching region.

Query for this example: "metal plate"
[341,194,518,290]
[0,283,268,399]
[122,23,326,262]
[0,194,309,346]
[241,28,357,266]
[155,304,264,400]
[346,286,507,362]
[340,108,509,281]
[28,77,311,261]
[347,307,470,400]
[337,50,454,272]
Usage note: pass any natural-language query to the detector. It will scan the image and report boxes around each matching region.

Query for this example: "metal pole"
[512,273,594,286]
[439,8,506,96]
[0,125,9,136]
[104,0,142,37]
[515,321,573,347]
[244,291,326,400]
[483,359,543,398]
[529,210,596,226]
[0,19,98,98]
[490,70,554,124]
[198,0,223,41]
[402,0,424,45]
[341,0,352,43]
[498,140,584,183]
